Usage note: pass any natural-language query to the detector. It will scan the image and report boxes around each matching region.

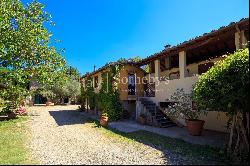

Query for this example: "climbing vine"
[80,76,97,110]
[98,65,123,121]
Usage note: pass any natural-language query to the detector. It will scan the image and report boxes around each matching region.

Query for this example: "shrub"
[193,49,249,161]
[193,49,249,114]
[164,88,205,120]
[0,98,5,107]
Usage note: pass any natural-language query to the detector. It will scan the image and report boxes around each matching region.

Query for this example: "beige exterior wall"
[82,65,145,101]
[152,76,229,132]
[118,65,145,101]
[144,56,229,132]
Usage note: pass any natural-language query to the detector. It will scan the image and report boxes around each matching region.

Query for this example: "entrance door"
[128,74,136,95]
[34,94,47,104]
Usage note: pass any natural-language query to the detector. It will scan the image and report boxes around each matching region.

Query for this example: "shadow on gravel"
[90,118,229,165]
[49,110,229,165]
[49,110,88,126]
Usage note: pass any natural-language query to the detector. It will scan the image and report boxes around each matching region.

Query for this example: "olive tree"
[193,49,249,160]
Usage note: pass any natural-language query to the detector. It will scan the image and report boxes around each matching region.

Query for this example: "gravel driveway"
[28,106,169,165]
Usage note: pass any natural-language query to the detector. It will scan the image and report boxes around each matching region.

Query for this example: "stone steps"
[138,98,176,128]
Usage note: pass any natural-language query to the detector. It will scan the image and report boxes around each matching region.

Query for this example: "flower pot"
[139,116,146,125]
[186,119,205,136]
[100,116,109,127]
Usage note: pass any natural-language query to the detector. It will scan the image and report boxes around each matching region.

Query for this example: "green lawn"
[89,119,230,165]
[0,117,36,165]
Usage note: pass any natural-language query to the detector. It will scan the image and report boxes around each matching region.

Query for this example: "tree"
[40,76,81,104]
[65,77,81,102]
[193,49,249,162]
[130,56,141,62]
[66,66,81,81]
[0,0,66,107]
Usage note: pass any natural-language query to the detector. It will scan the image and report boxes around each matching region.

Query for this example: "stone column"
[92,77,95,88]
[240,30,248,49]
[179,51,187,79]
[235,31,241,50]
[154,59,160,81]
[235,30,248,50]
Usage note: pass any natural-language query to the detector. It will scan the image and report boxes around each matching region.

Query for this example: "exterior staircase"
[137,98,176,128]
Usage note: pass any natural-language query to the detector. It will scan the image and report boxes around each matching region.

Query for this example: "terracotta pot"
[139,116,146,125]
[100,116,109,127]
[186,119,205,136]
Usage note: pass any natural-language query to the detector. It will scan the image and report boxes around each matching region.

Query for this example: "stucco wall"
[118,65,145,101]
[144,56,229,132]
[152,76,229,132]
[83,65,145,101]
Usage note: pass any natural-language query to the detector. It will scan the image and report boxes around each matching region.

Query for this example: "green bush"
[192,49,249,161]
[164,88,206,120]
[0,98,5,107]
[193,49,249,114]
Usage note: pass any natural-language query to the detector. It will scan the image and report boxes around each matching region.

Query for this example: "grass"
[0,117,37,165]
[87,118,230,165]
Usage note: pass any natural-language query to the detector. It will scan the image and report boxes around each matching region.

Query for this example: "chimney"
[93,65,96,72]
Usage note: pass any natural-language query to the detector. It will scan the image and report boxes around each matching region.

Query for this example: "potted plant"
[100,113,109,127]
[139,113,146,125]
[164,89,206,136]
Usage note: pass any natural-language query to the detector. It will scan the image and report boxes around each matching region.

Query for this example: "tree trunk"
[228,114,236,152]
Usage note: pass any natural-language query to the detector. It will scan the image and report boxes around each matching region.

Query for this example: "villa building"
[81,18,249,132]
[82,61,146,119]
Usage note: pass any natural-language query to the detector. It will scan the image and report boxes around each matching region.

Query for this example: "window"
[94,76,98,88]
[128,74,136,95]
[198,62,214,75]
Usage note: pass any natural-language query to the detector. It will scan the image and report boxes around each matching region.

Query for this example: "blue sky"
[22,0,249,75]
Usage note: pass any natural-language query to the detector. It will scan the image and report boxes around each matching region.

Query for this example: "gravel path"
[28,106,171,165]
